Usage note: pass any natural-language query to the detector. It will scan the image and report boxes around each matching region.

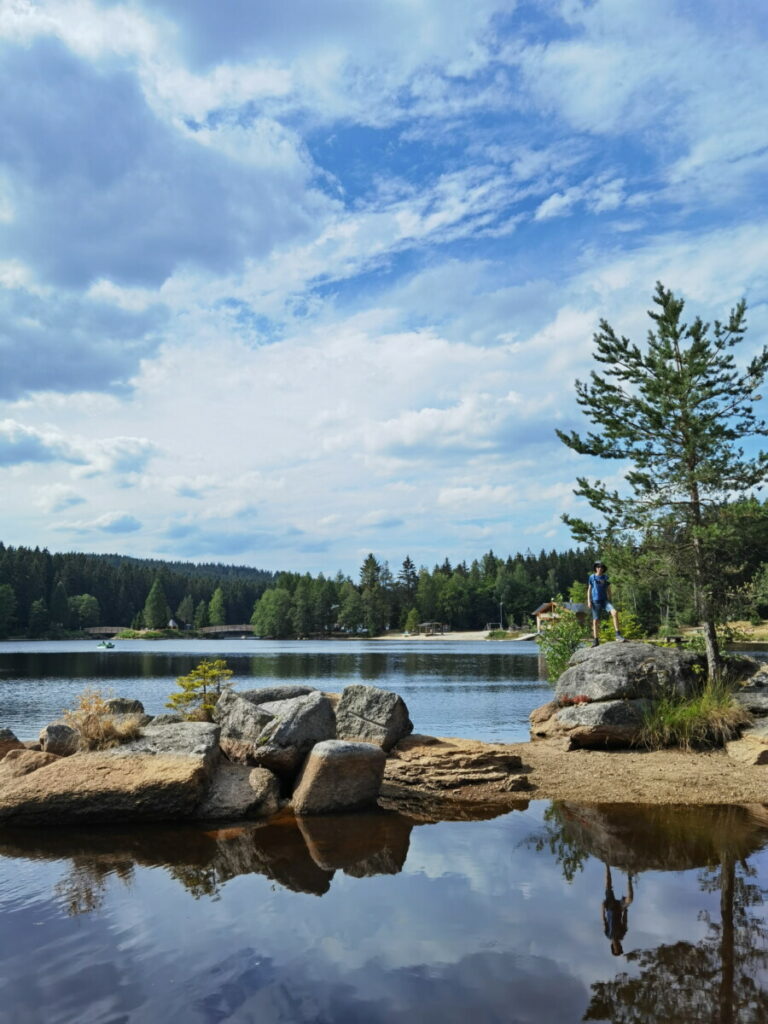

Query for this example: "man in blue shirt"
[588,561,624,646]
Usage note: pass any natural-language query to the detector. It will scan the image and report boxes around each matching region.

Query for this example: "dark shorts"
[591,601,615,620]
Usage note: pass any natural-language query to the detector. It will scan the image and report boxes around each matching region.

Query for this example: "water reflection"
[533,803,768,1023]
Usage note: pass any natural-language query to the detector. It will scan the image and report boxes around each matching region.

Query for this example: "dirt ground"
[506,740,768,805]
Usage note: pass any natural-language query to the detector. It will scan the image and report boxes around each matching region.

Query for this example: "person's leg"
[591,605,601,644]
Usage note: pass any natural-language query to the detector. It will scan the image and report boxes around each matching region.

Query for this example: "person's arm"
[586,578,592,608]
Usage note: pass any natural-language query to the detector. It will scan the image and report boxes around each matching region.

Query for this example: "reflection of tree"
[526,803,589,882]
[54,858,134,916]
[584,852,768,1024]
[166,863,221,900]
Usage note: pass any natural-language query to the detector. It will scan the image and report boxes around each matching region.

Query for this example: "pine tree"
[143,578,170,630]
[49,579,70,629]
[557,283,768,680]
[166,659,233,718]
[194,599,209,630]
[208,586,226,626]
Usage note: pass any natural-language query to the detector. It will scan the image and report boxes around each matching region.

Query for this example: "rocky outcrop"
[0,728,24,759]
[726,720,768,766]
[733,683,768,717]
[291,740,386,815]
[215,689,336,778]
[0,753,210,824]
[335,683,413,750]
[107,721,222,775]
[105,697,145,715]
[556,641,706,703]
[531,641,711,749]
[1,750,60,776]
[381,734,529,812]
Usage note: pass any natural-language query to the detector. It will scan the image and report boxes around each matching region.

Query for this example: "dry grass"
[62,688,144,751]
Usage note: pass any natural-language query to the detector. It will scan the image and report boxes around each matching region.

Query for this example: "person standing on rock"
[587,562,624,646]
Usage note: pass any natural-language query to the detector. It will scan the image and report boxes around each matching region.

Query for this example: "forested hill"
[0,543,275,636]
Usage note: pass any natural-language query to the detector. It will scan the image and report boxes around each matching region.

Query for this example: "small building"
[532,601,588,632]
[418,621,447,635]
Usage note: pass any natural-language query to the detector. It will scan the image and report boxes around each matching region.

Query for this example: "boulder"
[238,685,317,704]
[556,641,706,703]
[216,690,335,779]
[195,764,281,820]
[0,753,209,824]
[291,740,386,815]
[39,723,80,756]
[733,686,768,717]
[530,698,652,749]
[106,721,221,775]
[149,713,183,726]
[105,697,145,715]
[0,728,25,760]
[335,684,413,751]
[1,750,61,776]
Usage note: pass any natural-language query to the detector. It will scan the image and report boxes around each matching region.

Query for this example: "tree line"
[0,545,274,638]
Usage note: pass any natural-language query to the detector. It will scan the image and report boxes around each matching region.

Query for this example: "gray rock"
[148,713,183,726]
[106,722,221,775]
[726,720,768,766]
[335,684,413,751]
[531,699,653,749]
[195,764,281,820]
[105,697,145,715]
[238,685,316,704]
[556,641,706,703]
[39,723,80,756]
[291,740,386,815]
[216,690,335,779]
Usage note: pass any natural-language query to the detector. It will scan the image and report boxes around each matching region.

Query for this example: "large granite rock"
[105,697,145,715]
[335,684,413,751]
[733,685,768,717]
[106,721,221,775]
[215,689,335,778]
[238,685,317,704]
[0,728,25,760]
[726,720,768,766]
[1,750,61,776]
[530,698,653,749]
[0,753,209,824]
[195,764,281,820]
[39,723,80,756]
[291,740,386,815]
[556,641,706,703]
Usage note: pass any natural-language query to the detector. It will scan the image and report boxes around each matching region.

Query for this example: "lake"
[2,639,768,1023]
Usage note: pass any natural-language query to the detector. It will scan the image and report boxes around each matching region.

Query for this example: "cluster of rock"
[530,640,768,754]
[0,683,414,826]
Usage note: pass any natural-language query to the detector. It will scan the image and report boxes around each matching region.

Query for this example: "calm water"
[0,638,549,742]
[2,640,768,1022]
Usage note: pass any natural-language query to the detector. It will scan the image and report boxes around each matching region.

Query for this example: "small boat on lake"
[96,640,115,649]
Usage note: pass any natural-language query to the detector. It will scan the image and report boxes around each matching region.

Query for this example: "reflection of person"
[602,863,634,956]
[587,561,624,646]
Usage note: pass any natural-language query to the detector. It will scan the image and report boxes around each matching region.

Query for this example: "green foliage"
[637,682,751,750]
[537,603,588,682]
[166,658,233,718]
[50,580,70,628]
[250,587,292,637]
[193,599,209,629]
[0,582,16,638]
[404,607,420,633]
[68,593,101,629]
[176,593,195,627]
[28,598,49,637]
[143,578,170,630]
[558,283,768,682]
[598,609,646,642]
[208,586,226,626]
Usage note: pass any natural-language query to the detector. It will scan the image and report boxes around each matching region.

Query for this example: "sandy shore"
[380,630,527,641]
[508,740,768,805]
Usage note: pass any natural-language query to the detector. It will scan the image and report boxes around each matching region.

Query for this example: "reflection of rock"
[297,810,411,876]
[292,740,386,814]
[382,735,529,813]
[335,684,413,750]
[556,642,706,703]
[551,802,768,872]
[530,699,652,749]
[195,764,281,820]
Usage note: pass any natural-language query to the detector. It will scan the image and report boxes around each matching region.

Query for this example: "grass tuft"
[62,688,144,751]
[637,682,751,751]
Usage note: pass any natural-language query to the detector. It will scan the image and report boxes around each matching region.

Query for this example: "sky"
[1,0,767,577]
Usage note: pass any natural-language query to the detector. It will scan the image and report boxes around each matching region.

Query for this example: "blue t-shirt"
[589,573,611,605]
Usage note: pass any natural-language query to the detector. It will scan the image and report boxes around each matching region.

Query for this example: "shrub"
[598,609,646,642]
[637,682,751,751]
[62,688,144,751]
[538,605,588,683]
[166,658,233,719]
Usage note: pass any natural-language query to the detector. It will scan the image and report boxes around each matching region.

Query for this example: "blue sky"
[1,0,767,575]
